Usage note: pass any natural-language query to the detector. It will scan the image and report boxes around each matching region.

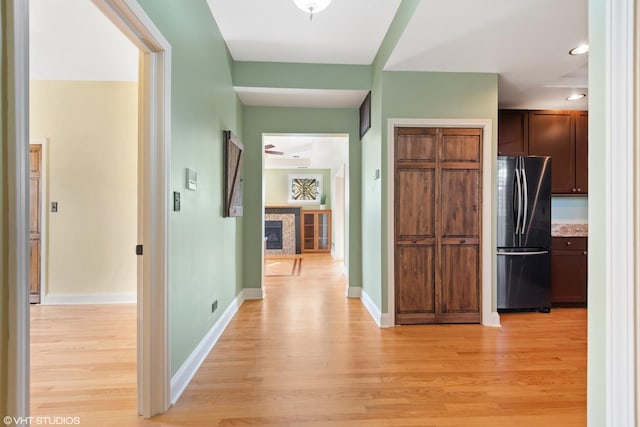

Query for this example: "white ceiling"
[29,0,138,81]
[206,0,402,65]
[386,0,588,109]
[264,134,348,170]
[209,0,588,110]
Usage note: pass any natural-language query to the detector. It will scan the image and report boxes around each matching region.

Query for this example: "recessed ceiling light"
[567,93,586,101]
[569,44,589,55]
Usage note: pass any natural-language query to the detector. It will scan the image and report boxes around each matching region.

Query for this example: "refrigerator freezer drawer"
[497,251,551,311]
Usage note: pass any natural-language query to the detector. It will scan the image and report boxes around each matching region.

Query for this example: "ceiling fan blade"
[264,144,276,150]
[265,150,284,155]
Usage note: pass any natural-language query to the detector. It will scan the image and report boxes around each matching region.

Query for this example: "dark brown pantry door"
[30,145,42,304]
[395,127,481,324]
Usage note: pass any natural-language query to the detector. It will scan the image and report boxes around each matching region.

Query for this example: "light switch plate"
[186,168,197,191]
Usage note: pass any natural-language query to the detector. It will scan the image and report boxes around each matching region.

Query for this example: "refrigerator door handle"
[514,168,522,234]
[520,162,528,235]
[497,250,549,256]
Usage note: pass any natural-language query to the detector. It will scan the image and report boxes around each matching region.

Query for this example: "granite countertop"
[551,223,588,237]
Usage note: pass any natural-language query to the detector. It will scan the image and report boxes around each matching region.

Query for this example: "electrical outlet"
[211,300,218,313]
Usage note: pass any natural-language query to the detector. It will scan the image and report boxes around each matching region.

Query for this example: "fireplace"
[265,220,283,250]
[265,207,301,255]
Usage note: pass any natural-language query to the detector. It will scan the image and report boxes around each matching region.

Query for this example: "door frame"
[260,132,350,290]
[6,0,172,419]
[386,118,500,328]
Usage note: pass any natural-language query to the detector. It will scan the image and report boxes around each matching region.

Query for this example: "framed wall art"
[288,174,322,204]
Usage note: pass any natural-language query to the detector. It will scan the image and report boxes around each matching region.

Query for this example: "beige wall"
[30,80,137,296]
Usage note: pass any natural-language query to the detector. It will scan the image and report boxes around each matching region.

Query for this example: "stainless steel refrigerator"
[497,156,552,311]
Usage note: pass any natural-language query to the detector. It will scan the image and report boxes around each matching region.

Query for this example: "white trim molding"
[6,0,31,421]
[360,288,384,327]
[386,118,500,328]
[92,0,173,418]
[603,0,638,424]
[44,293,137,305]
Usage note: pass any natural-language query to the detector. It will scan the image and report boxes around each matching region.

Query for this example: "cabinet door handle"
[566,241,572,246]
[577,188,582,192]
[572,188,577,192]
[583,251,588,255]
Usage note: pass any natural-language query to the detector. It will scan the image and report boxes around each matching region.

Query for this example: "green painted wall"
[233,62,371,90]
[378,71,499,312]
[359,0,421,310]
[242,106,361,290]
[138,0,243,376]
[587,0,605,424]
[265,169,331,209]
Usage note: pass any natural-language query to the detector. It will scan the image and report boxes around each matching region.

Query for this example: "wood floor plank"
[30,254,586,426]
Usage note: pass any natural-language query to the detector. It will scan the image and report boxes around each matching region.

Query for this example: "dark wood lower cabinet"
[551,237,587,307]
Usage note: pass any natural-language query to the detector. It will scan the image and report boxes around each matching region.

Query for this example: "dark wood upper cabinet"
[575,111,589,194]
[497,110,529,156]
[528,110,575,194]
[498,109,588,195]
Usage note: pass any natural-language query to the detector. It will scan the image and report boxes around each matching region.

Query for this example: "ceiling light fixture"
[569,44,589,55]
[293,0,332,20]
[567,93,586,101]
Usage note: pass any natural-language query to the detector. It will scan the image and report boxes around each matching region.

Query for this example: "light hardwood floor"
[31,254,586,426]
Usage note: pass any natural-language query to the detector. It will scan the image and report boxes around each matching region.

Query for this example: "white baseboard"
[170,287,264,405]
[360,289,383,327]
[346,287,361,298]
[483,311,502,327]
[43,292,136,305]
[380,313,394,328]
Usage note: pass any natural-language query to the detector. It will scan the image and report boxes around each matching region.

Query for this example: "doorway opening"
[29,0,140,416]
[262,134,349,290]
[7,0,171,419]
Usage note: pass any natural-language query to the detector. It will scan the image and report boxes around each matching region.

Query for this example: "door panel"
[497,251,551,310]
[441,133,481,163]
[441,244,481,323]
[440,169,480,238]
[496,156,519,248]
[396,245,436,323]
[520,156,551,248]
[30,240,41,295]
[396,129,437,162]
[396,169,435,238]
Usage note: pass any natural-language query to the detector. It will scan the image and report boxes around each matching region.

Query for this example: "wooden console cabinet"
[301,210,331,253]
